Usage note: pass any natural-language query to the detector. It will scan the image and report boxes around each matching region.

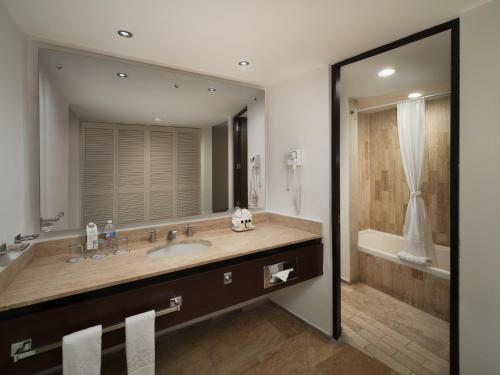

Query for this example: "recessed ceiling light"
[378,68,396,77]
[116,72,128,78]
[153,116,163,122]
[56,66,63,70]
[208,88,216,92]
[117,30,133,38]
[408,92,423,99]
[238,60,250,67]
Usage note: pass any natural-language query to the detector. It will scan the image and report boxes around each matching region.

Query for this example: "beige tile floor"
[342,283,449,375]
[102,302,396,374]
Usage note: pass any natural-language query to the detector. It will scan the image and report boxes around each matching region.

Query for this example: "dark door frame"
[233,107,248,208]
[331,19,460,374]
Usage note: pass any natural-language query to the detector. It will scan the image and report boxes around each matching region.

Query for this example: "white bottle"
[104,220,116,248]
[86,222,98,251]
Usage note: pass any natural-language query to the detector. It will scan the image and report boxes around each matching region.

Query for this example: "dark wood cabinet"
[0,240,322,374]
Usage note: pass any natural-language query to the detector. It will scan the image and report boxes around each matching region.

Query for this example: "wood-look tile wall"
[357,113,370,230]
[357,97,450,246]
[358,251,450,321]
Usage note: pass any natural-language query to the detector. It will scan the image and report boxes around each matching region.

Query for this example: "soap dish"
[232,224,255,232]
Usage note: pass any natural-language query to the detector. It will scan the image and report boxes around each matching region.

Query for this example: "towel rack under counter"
[10,296,182,363]
[2,239,323,373]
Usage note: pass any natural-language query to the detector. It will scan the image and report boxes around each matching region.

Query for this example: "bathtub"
[358,229,450,280]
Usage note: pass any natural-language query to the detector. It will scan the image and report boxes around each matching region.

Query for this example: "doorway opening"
[233,108,248,208]
[331,19,459,374]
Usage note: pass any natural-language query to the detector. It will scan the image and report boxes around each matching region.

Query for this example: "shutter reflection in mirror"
[149,126,176,220]
[81,123,116,228]
[117,125,146,224]
[176,128,201,217]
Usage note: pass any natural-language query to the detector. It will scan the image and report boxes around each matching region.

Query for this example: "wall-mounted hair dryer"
[249,154,261,208]
[286,149,303,215]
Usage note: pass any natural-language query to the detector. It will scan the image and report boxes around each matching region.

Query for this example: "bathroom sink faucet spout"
[167,230,177,241]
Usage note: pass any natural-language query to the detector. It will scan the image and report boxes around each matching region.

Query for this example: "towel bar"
[10,296,182,363]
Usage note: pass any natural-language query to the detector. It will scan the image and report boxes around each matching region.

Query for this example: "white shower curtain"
[396,98,434,265]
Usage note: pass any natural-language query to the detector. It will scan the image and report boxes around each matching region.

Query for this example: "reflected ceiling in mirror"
[38,48,266,232]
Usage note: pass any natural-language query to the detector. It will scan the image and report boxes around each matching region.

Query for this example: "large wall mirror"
[38,48,265,233]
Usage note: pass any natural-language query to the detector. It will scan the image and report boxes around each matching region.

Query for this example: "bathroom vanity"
[0,216,323,374]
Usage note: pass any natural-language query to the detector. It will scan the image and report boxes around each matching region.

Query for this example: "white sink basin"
[148,239,212,258]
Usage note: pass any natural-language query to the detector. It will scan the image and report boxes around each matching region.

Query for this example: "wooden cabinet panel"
[0,241,322,374]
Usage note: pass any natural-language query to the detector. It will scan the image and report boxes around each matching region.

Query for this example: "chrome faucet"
[185,224,195,237]
[167,230,177,241]
[0,244,7,256]
[40,211,64,232]
[0,242,29,256]
[14,233,39,244]
[1,233,37,256]
[147,230,158,243]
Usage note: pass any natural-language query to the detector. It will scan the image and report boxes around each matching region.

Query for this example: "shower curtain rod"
[351,91,451,114]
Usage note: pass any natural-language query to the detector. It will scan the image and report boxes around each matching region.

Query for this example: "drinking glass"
[113,236,129,256]
[91,239,106,260]
[66,243,85,263]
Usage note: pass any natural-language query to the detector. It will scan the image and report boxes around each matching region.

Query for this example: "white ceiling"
[342,30,451,99]
[39,48,261,126]
[3,0,486,86]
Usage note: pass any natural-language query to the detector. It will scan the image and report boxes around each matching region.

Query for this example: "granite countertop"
[0,222,321,312]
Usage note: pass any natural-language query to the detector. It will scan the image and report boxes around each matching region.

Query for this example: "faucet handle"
[185,224,196,236]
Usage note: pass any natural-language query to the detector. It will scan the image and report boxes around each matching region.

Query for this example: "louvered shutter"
[81,123,115,227]
[81,123,202,225]
[149,126,176,220]
[176,128,201,217]
[116,125,147,224]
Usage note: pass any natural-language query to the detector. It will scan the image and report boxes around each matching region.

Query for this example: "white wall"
[67,109,80,227]
[264,0,500,365]
[247,92,266,208]
[0,3,37,244]
[460,1,500,373]
[339,90,352,281]
[39,65,71,230]
[227,116,234,210]
[267,66,332,334]
[200,126,213,214]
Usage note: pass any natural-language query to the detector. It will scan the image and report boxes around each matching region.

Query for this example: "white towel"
[63,325,102,375]
[397,251,430,266]
[126,310,155,375]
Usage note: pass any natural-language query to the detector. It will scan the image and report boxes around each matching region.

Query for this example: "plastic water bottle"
[104,220,116,249]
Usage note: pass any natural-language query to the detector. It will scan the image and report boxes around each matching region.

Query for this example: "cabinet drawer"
[0,240,322,374]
